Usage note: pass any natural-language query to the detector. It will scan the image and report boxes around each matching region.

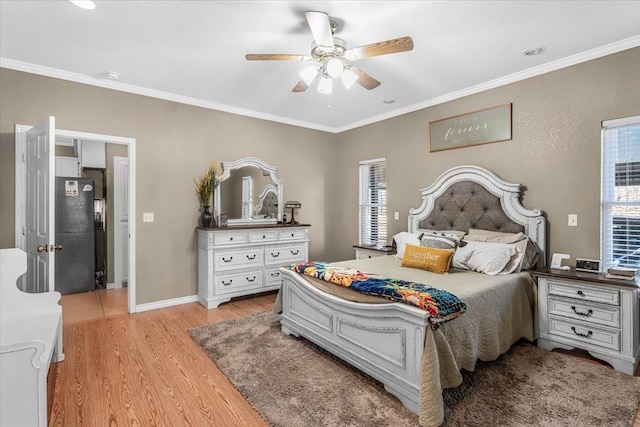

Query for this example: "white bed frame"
[279,165,546,414]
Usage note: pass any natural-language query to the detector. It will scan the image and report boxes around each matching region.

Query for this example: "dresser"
[197,225,310,308]
[535,268,640,374]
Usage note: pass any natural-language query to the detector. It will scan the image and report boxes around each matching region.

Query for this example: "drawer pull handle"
[577,290,584,296]
[291,250,299,255]
[271,252,280,258]
[222,256,233,263]
[262,235,266,239]
[222,280,233,286]
[246,254,256,260]
[246,276,257,283]
[291,233,295,237]
[571,306,593,317]
[230,237,234,241]
[270,272,280,277]
[570,327,593,338]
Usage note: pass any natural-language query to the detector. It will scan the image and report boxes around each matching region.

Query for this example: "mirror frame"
[215,157,283,225]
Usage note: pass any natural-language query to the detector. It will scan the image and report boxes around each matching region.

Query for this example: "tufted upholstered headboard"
[408,165,546,266]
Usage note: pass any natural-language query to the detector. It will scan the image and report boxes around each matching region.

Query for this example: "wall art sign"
[429,104,512,152]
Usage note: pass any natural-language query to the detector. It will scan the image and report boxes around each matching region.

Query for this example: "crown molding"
[0,58,335,134]
[2,34,639,135]
[334,35,640,133]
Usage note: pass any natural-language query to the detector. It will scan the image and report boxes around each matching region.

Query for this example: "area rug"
[189,311,640,427]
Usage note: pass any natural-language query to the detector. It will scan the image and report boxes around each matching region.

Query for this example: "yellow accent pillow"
[401,244,454,274]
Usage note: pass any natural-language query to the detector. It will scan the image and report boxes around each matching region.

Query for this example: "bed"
[277,165,546,427]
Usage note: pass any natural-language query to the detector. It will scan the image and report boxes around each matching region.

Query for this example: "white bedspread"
[277,256,537,426]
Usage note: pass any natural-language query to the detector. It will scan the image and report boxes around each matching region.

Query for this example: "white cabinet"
[81,140,106,168]
[197,225,309,308]
[536,269,640,374]
[55,156,80,177]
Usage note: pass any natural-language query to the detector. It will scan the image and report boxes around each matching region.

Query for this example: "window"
[601,116,640,269]
[359,158,387,246]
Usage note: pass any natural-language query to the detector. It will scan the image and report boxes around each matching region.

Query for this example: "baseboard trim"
[136,295,199,313]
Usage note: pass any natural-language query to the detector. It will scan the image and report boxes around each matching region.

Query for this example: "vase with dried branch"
[195,162,223,227]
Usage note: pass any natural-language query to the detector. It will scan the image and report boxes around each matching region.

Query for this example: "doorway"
[14,123,137,313]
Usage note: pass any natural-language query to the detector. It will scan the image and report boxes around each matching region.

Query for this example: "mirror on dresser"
[215,157,283,226]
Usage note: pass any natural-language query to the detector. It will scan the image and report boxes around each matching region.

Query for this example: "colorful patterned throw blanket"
[286,261,466,330]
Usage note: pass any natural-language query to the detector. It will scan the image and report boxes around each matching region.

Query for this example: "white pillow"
[464,234,526,274]
[393,232,421,259]
[453,241,516,275]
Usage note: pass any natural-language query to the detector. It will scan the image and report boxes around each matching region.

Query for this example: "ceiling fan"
[245,11,414,94]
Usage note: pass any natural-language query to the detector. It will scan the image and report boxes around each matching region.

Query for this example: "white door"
[25,117,56,293]
[114,156,129,287]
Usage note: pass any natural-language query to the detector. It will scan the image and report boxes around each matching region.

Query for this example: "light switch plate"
[394,212,399,220]
[143,212,154,223]
[568,214,578,227]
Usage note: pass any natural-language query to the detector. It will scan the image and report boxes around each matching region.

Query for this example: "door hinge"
[22,225,26,236]
[21,152,25,163]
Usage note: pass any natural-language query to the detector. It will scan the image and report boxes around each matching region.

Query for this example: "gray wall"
[0,69,336,304]
[328,47,640,263]
[1,47,638,305]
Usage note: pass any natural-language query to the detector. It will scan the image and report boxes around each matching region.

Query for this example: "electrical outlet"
[394,212,399,220]
[143,212,154,223]
[568,214,578,227]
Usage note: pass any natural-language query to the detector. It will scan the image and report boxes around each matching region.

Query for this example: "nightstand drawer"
[548,280,620,306]
[547,315,620,351]
[547,296,620,328]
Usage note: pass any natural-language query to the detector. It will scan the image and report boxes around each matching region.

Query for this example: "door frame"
[113,156,129,289]
[15,125,138,313]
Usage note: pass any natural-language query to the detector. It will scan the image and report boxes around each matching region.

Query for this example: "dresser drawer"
[265,244,306,265]
[215,270,263,295]
[214,232,247,246]
[547,296,620,328]
[548,280,620,306]
[214,248,263,271]
[547,315,620,351]
[249,231,277,243]
[278,229,307,241]
[265,267,285,287]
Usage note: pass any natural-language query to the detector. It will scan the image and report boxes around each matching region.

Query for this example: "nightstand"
[353,244,397,259]
[534,268,640,374]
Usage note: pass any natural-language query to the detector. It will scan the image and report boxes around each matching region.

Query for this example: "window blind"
[359,158,387,246]
[601,116,640,269]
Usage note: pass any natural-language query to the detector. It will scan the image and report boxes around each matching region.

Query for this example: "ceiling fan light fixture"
[317,77,333,94]
[341,67,359,89]
[299,66,318,85]
[325,57,344,78]
[69,0,96,9]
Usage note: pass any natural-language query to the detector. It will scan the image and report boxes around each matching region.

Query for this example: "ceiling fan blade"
[304,11,334,49]
[345,36,413,60]
[292,80,310,92]
[350,66,381,90]
[246,54,311,61]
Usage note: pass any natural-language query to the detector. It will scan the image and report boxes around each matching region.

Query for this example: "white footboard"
[279,269,430,413]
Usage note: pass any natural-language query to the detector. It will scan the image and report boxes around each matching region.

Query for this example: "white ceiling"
[1,1,639,133]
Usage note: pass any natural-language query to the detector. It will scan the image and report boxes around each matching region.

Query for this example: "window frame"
[601,115,640,270]
[359,158,387,246]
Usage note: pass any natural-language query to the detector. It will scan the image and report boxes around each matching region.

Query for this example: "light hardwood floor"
[50,294,274,426]
[60,288,128,325]
[49,292,640,426]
